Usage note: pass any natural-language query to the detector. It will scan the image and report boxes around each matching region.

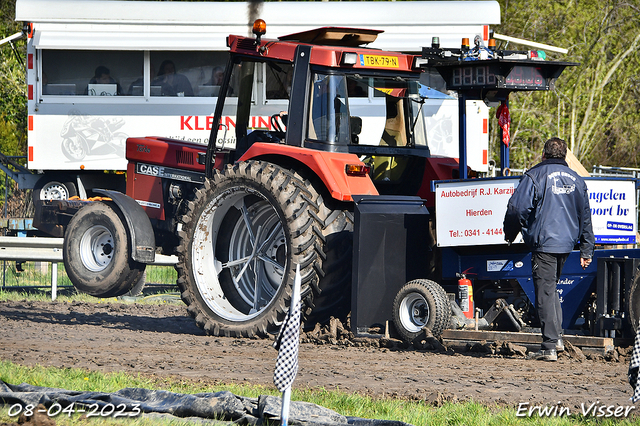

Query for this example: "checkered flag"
[273,265,302,392]
[628,325,640,402]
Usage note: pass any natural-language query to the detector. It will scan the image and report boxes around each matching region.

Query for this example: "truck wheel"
[627,267,640,333]
[393,279,451,342]
[33,175,78,202]
[63,202,146,298]
[176,160,352,337]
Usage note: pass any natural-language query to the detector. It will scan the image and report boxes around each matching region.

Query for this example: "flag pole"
[281,387,292,426]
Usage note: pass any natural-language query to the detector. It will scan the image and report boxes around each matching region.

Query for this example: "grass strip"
[0,289,183,305]
[0,360,636,426]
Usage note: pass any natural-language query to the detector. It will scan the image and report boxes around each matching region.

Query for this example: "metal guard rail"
[0,236,178,265]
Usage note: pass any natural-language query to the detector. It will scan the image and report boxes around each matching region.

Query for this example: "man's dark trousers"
[532,252,569,350]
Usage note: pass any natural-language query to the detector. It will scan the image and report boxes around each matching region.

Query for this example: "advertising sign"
[435,178,521,247]
[586,179,637,244]
[435,177,638,247]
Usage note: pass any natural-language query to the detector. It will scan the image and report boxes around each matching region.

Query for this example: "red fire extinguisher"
[457,272,474,319]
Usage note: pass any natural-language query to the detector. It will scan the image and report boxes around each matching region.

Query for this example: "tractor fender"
[93,189,155,264]
[238,143,378,202]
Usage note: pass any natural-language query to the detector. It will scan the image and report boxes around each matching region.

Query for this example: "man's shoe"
[556,339,564,353]
[526,349,557,362]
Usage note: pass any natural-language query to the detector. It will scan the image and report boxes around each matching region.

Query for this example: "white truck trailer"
[6,0,499,201]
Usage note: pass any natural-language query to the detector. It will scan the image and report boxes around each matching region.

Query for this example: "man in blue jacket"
[504,137,595,361]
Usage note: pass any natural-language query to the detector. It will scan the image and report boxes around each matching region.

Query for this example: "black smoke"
[247,0,264,35]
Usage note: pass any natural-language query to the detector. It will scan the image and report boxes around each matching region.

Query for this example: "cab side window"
[307,73,350,144]
[265,62,293,100]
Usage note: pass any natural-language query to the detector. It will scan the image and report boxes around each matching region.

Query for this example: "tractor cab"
[207,21,442,200]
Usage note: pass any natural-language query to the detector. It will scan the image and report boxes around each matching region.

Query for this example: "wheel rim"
[40,182,69,200]
[399,292,429,333]
[192,186,288,321]
[79,225,114,272]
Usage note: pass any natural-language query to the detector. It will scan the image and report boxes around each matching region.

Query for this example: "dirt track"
[1,299,638,416]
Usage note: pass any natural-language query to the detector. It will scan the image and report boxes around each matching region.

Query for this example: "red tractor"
[38,21,569,339]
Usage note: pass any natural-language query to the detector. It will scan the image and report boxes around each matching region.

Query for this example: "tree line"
[492,0,640,170]
[0,0,639,172]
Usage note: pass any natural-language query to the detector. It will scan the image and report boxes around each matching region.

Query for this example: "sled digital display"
[433,59,576,92]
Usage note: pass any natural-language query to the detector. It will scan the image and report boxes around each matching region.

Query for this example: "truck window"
[42,50,143,96]
[150,51,227,97]
[41,50,229,98]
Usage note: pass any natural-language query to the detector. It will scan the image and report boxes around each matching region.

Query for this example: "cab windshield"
[307,73,428,149]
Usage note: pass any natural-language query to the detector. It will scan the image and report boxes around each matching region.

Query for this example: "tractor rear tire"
[176,160,352,337]
[63,202,146,298]
[301,193,353,328]
[392,279,451,342]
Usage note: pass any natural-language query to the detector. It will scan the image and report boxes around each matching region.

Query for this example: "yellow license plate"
[361,54,399,68]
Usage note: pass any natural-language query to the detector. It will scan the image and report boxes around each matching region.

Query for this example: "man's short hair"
[543,137,567,159]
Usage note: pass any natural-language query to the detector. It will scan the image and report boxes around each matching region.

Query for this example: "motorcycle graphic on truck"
[60,112,128,161]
